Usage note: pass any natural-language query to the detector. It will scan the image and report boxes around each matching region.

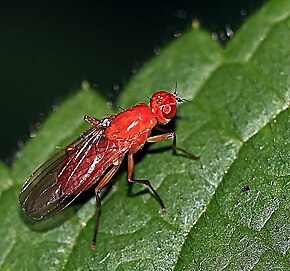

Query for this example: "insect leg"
[127,152,166,211]
[91,189,101,250]
[91,160,122,250]
[147,132,200,160]
[84,115,101,126]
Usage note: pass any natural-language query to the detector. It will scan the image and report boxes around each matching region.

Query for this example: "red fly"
[19,88,200,249]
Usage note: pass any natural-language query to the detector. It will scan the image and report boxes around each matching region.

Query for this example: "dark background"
[0,0,266,164]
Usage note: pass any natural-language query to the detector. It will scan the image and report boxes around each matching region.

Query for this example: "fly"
[19,87,200,249]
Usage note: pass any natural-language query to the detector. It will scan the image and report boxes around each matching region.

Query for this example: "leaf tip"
[81,80,90,91]
[191,19,200,29]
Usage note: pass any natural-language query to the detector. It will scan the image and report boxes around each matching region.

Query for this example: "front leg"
[147,132,200,160]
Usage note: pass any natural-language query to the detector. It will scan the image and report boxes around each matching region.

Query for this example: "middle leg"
[127,152,166,211]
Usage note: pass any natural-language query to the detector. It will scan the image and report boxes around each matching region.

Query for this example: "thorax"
[105,103,157,151]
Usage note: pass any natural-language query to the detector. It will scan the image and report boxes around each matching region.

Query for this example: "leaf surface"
[0,1,289,270]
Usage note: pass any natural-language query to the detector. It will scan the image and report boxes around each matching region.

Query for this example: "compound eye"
[162,104,176,119]
[162,104,171,114]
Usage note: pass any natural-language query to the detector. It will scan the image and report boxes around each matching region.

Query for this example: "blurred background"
[0,0,266,164]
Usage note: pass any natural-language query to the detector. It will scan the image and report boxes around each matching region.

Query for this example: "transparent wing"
[19,126,126,220]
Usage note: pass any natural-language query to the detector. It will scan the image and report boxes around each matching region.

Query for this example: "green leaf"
[1,0,289,270]
[174,109,289,271]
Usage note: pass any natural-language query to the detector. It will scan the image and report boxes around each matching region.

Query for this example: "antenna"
[173,82,178,96]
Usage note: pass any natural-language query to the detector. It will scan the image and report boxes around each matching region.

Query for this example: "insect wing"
[19,126,122,220]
